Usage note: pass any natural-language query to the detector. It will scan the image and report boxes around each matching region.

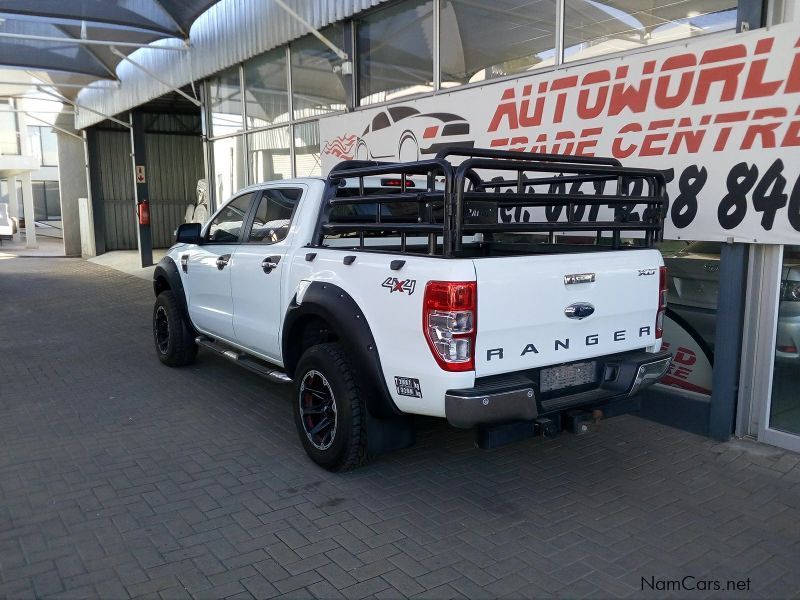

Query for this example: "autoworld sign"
[320,22,800,244]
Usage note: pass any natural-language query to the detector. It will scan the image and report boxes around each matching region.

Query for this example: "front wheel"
[293,343,367,471]
[153,290,197,367]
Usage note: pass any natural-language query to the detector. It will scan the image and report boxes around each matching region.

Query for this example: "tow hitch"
[475,395,642,449]
[475,416,562,449]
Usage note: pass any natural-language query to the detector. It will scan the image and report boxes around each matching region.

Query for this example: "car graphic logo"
[704,263,719,273]
[564,302,595,320]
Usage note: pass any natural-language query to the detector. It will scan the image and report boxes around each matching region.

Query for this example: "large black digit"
[670,165,706,229]
[718,163,757,230]
[568,181,586,220]
[788,175,800,231]
[612,178,641,222]
[660,168,675,216]
[752,159,788,231]
[545,180,565,221]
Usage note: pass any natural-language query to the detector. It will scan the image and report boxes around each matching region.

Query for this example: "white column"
[7,174,20,242]
[20,171,37,249]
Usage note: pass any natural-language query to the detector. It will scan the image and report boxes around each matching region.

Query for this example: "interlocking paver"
[2,257,800,599]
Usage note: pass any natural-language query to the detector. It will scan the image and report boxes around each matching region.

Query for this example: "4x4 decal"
[382,277,416,295]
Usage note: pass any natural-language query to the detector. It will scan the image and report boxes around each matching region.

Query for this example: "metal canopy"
[0,0,223,99]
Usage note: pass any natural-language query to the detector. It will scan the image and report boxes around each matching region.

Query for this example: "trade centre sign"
[321,22,800,244]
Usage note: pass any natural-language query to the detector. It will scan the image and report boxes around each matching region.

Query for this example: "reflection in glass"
[292,26,347,119]
[770,245,800,435]
[662,241,721,351]
[212,136,248,204]
[294,122,321,178]
[655,240,718,396]
[244,48,289,129]
[357,0,434,105]
[563,0,737,63]
[249,188,302,244]
[248,127,291,183]
[440,0,557,86]
[209,67,243,137]
[208,193,253,243]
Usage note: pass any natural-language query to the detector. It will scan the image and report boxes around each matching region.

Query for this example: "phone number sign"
[321,22,800,244]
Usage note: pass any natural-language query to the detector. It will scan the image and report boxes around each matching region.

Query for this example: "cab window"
[247,188,303,243]
[206,193,254,243]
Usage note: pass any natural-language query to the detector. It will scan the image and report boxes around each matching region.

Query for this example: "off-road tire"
[293,343,368,472]
[153,291,197,367]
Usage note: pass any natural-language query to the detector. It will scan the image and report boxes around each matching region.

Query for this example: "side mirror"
[176,222,202,244]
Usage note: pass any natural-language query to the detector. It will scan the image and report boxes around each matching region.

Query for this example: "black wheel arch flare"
[153,256,193,329]
[282,281,403,419]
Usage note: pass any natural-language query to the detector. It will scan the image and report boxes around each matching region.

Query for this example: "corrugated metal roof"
[76,0,391,129]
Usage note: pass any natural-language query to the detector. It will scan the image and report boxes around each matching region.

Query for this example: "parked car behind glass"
[663,242,800,362]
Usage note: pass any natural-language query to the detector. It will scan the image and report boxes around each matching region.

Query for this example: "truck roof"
[237,177,324,193]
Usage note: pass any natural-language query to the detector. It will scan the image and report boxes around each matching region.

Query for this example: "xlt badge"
[564,273,595,285]
[564,302,595,320]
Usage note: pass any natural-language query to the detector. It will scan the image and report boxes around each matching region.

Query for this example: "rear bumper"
[445,350,672,428]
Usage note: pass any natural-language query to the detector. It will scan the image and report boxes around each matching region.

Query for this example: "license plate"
[540,361,597,393]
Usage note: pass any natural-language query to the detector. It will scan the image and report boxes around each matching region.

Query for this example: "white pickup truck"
[152,148,672,471]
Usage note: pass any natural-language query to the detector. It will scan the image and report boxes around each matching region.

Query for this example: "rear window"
[329,187,441,224]
[388,106,419,121]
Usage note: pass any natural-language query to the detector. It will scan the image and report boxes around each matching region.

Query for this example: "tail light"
[423,281,476,372]
[381,178,416,187]
[656,266,667,339]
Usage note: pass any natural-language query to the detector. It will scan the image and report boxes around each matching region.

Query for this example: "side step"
[195,336,292,384]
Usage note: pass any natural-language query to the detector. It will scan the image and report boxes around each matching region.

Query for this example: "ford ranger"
[152,148,672,471]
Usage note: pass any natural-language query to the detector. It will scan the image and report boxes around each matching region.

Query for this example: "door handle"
[216,254,231,270]
[261,255,281,274]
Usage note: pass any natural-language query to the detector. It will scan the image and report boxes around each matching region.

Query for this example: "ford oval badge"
[565,302,595,320]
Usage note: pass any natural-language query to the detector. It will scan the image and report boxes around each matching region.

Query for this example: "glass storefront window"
[209,67,244,137]
[294,121,321,177]
[0,99,19,155]
[244,48,289,129]
[291,26,348,120]
[248,127,291,182]
[212,136,248,204]
[32,181,61,221]
[357,0,434,105]
[563,1,737,63]
[769,245,800,435]
[440,0,557,86]
[28,126,59,166]
[658,240,719,397]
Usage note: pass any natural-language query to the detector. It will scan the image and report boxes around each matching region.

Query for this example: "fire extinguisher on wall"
[137,200,150,226]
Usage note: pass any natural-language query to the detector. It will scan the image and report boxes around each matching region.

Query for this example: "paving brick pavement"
[1,257,799,599]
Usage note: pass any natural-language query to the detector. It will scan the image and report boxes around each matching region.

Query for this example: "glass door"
[769,245,800,434]
[759,245,800,452]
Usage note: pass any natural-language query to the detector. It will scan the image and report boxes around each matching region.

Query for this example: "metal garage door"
[88,116,203,252]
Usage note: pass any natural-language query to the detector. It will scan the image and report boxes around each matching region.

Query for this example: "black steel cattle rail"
[316,148,667,257]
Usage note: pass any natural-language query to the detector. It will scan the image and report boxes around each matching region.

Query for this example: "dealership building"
[1,0,797,451]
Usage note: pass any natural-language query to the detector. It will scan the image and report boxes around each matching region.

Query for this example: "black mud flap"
[366,410,415,456]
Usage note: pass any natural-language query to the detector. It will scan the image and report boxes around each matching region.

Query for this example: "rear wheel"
[293,343,367,471]
[153,290,197,367]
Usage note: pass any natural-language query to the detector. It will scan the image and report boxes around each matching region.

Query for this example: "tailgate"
[474,249,663,377]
